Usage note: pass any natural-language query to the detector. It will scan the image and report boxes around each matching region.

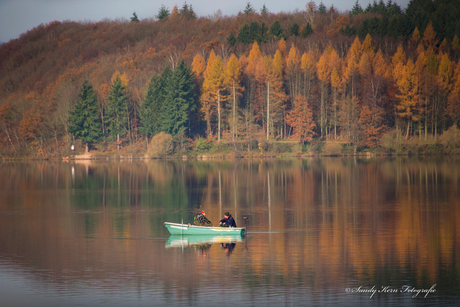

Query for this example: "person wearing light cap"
[194,211,213,226]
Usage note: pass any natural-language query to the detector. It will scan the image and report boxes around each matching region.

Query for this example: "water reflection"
[166,234,243,258]
[0,158,458,306]
[166,234,244,247]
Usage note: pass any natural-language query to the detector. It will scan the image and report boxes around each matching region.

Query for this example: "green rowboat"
[164,222,245,236]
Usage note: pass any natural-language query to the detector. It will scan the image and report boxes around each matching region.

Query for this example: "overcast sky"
[0,0,411,43]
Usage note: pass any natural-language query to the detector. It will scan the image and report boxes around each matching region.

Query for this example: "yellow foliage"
[192,54,206,78]
[278,38,286,57]
[438,53,453,90]
[111,71,129,87]
[362,34,374,53]
[273,50,283,76]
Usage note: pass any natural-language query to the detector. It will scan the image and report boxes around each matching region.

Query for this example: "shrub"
[292,143,302,155]
[440,125,460,154]
[258,139,269,151]
[322,142,342,156]
[272,142,292,153]
[381,130,402,154]
[147,132,173,158]
[195,137,212,152]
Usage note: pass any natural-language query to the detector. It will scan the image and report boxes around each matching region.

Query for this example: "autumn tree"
[226,54,244,141]
[301,51,316,102]
[0,101,17,153]
[317,47,335,139]
[266,51,288,139]
[192,54,206,80]
[358,105,386,148]
[68,79,102,152]
[201,51,226,140]
[422,22,438,50]
[285,94,316,143]
[286,45,302,99]
[18,92,45,145]
[345,37,362,99]
[395,59,419,139]
[447,62,460,126]
[339,96,360,145]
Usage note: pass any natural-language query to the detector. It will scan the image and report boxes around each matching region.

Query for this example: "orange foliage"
[358,105,387,148]
[286,94,316,142]
[192,54,206,79]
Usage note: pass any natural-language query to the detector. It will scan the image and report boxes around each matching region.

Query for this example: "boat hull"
[166,234,243,247]
[164,222,245,236]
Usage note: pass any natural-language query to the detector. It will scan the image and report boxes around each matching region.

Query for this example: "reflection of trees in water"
[0,158,459,292]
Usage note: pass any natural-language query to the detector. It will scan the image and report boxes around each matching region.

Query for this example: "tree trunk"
[233,80,236,142]
[267,79,270,140]
[218,90,220,143]
[405,121,410,140]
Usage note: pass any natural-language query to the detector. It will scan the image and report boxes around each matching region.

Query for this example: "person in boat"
[194,211,213,226]
[219,212,236,227]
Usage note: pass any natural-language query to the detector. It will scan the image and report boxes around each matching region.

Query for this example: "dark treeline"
[1,0,460,157]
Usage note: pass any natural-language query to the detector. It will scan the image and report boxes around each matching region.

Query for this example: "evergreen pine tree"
[68,80,102,152]
[227,32,237,46]
[290,23,300,36]
[318,2,327,14]
[244,2,255,15]
[257,22,270,43]
[157,5,170,20]
[237,24,251,44]
[301,23,313,38]
[140,73,163,138]
[249,22,260,43]
[160,61,196,136]
[260,4,269,15]
[130,12,140,22]
[270,21,285,40]
[351,0,363,15]
[106,75,129,146]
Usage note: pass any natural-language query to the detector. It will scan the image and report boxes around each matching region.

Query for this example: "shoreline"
[0,151,449,162]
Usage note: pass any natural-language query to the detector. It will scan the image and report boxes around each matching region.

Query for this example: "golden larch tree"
[201,51,225,139]
[192,54,206,80]
[422,22,438,50]
[317,47,331,139]
[396,59,419,139]
[225,54,244,140]
[266,51,288,139]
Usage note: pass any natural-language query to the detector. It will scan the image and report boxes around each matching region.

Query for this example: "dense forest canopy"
[1,0,460,157]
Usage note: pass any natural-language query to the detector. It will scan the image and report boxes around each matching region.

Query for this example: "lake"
[0,158,458,306]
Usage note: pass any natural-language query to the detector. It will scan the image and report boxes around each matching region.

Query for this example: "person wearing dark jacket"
[194,211,212,226]
[219,212,237,227]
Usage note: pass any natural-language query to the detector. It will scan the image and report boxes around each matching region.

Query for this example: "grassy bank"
[3,128,460,161]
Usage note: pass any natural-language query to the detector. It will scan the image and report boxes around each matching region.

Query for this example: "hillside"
[1,0,460,158]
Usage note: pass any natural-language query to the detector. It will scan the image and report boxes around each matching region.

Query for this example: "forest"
[1,0,460,158]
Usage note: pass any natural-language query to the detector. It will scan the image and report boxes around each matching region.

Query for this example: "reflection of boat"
[166,234,244,247]
[164,222,245,235]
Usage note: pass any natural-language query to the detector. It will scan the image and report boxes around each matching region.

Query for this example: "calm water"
[0,158,458,306]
